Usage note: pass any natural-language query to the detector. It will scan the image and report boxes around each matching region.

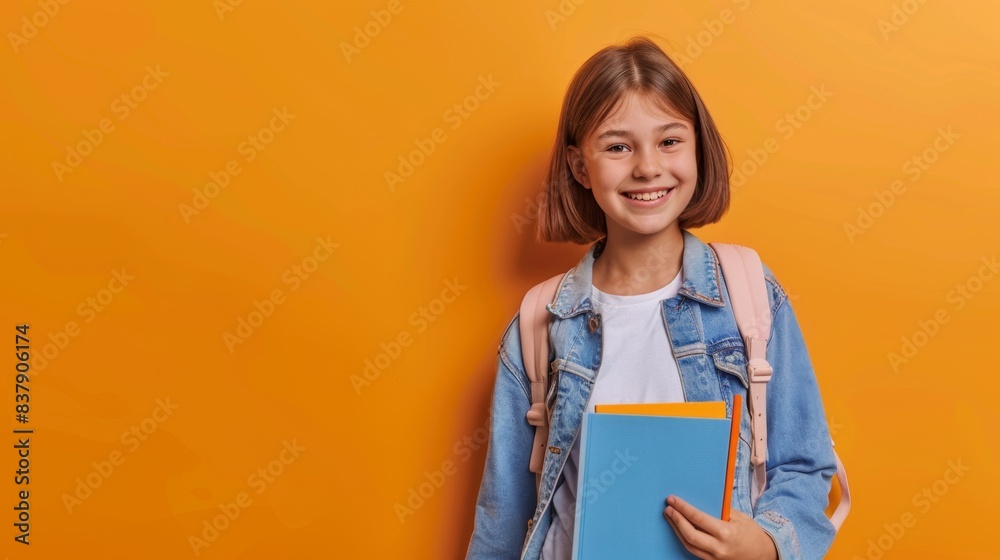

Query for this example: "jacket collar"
[547,229,725,319]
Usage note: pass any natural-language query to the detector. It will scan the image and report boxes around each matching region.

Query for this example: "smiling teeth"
[626,190,668,201]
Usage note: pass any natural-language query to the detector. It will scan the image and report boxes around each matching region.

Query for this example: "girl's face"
[567,90,698,240]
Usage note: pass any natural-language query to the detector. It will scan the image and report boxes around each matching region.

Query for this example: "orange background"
[2,0,998,558]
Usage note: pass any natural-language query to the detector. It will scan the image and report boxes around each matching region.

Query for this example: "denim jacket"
[465,230,837,560]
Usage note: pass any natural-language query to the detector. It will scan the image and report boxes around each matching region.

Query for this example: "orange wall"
[2,0,997,558]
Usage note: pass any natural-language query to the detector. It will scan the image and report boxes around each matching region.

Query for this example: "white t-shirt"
[540,270,684,560]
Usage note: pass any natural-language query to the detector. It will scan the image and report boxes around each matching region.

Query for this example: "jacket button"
[527,518,533,529]
[588,315,600,332]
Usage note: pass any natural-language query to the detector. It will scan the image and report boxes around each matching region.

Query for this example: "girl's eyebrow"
[594,121,689,141]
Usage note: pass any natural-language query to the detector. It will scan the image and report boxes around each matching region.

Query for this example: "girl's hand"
[663,496,778,560]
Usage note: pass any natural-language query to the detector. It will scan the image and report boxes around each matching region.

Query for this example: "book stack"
[571,396,742,559]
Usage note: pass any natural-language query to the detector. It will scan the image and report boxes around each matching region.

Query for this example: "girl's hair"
[537,36,732,244]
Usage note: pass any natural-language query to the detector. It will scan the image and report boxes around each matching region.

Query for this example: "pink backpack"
[518,242,851,530]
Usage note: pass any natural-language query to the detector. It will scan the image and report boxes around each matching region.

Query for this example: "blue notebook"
[571,412,732,559]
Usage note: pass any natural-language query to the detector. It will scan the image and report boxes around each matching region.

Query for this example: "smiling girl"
[466,36,838,560]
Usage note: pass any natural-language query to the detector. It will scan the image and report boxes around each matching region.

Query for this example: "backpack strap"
[710,242,851,529]
[710,243,772,508]
[518,273,566,492]
[829,446,852,530]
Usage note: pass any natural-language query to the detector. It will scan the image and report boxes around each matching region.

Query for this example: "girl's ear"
[566,145,591,190]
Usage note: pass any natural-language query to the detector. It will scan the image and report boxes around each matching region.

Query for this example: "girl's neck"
[592,226,684,296]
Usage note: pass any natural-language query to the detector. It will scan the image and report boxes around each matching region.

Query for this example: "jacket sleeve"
[465,312,540,560]
[752,269,838,560]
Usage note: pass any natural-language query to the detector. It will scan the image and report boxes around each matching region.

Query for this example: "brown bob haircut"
[537,36,731,244]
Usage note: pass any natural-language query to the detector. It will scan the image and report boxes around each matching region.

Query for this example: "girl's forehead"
[583,91,692,143]
[603,90,687,123]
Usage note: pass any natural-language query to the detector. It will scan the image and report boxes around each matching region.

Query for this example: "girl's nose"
[633,147,663,179]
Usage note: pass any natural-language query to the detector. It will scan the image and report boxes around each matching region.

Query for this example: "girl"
[466,36,837,560]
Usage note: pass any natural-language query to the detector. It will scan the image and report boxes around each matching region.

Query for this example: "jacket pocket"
[711,346,752,449]
[711,346,750,388]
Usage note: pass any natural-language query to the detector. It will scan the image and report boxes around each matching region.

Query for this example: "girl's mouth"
[621,187,674,206]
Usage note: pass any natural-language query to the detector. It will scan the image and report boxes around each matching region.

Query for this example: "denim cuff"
[754,509,800,560]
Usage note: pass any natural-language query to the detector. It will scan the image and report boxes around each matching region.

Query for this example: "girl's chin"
[607,218,683,238]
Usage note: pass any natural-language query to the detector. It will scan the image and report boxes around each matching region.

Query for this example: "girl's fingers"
[665,504,717,556]
[667,496,726,539]
[664,509,712,560]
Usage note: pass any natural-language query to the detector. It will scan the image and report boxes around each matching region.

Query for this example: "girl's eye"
[607,140,679,152]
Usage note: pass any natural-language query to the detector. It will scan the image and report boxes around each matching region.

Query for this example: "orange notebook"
[595,401,726,418]
[594,396,742,521]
